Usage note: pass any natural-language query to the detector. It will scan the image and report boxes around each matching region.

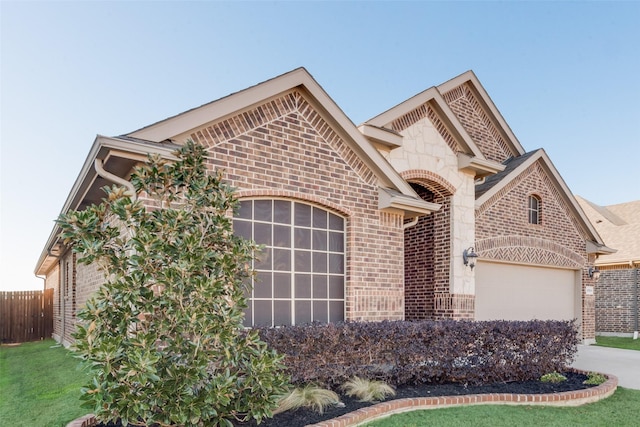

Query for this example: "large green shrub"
[58,141,289,427]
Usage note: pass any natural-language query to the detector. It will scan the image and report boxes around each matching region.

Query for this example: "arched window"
[528,195,541,225]
[233,199,345,327]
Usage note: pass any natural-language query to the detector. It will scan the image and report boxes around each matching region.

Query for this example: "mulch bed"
[95,371,595,427]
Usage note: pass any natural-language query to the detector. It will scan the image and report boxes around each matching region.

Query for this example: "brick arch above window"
[235,189,353,219]
[401,170,455,198]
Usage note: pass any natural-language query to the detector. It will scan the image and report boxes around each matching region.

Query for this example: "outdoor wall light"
[588,266,601,281]
[463,247,479,270]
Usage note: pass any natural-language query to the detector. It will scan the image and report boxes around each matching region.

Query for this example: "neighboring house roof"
[475,149,614,255]
[34,68,440,276]
[576,196,640,266]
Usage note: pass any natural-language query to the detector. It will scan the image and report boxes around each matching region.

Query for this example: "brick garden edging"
[67,371,618,427]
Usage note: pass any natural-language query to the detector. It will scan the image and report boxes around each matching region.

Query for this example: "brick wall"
[187,90,406,322]
[43,263,60,341]
[596,266,640,334]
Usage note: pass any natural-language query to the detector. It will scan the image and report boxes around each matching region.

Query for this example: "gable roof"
[576,197,639,265]
[126,67,436,213]
[437,70,526,158]
[362,72,505,178]
[35,68,441,276]
[475,149,613,255]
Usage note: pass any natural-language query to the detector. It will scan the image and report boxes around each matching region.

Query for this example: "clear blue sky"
[1,1,638,291]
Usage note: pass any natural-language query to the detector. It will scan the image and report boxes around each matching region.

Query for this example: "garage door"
[475,261,578,321]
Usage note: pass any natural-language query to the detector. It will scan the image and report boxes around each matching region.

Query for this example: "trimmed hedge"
[258,319,579,388]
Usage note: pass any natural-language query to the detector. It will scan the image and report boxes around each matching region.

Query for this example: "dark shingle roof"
[475,149,541,199]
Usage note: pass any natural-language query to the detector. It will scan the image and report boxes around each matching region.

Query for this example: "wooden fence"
[0,289,53,343]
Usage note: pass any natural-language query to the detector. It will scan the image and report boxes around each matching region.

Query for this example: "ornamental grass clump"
[341,377,396,402]
[58,141,289,427]
[274,385,342,415]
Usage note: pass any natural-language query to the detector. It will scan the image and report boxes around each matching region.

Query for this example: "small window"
[528,195,541,225]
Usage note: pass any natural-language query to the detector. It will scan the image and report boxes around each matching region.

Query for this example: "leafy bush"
[258,319,579,388]
[540,372,567,383]
[341,377,396,402]
[583,372,607,385]
[58,141,289,427]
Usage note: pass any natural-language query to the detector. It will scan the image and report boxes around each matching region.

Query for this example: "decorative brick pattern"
[441,83,515,163]
[191,91,406,322]
[389,104,461,154]
[476,236,584,268]
[66,371,618,427]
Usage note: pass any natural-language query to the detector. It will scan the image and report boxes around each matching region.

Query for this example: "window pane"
[274,200,291,224]
[329,301,344,322]
[242,305,252,327]
[295,274,311,298]
[313,275,328,299]
[313,301,328,323]
[255,248,272,270]
[274,273,291,298]
[273,249,291,271]
[294,227,311,249]
[329,212,343,230]
[295,203,311,227]
[295,250,311,272]
[312,230,327,251]
[254,223,272,245]
[254,272,272,298]
[233,220,252,240]
[254,301,272,327]
[237,200,252,219]
[313,207,327,228]
[313,252,327,273]
[254,200,272,222]
[273,225,291,248]
[329,231,344,252]
[329,276,344,299]
[329,253,344,274]
[274,301,292,326]
[295,300,311,325]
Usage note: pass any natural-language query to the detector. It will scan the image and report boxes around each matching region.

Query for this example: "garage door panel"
[475,262,576,321]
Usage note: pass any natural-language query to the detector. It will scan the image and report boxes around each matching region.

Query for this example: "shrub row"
[257,319,579,388]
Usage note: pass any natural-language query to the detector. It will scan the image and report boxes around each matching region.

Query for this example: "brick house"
[35,68,611,345]
[576,197,640,337]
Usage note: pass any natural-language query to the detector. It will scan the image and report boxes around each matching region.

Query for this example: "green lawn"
[364,387,640,426]
[0,340,89,427]
[596,336,640,351]
[3,339,640,427]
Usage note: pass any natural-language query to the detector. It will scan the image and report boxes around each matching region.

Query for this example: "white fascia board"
[457,153,505,178]
[366,87,485,159]
[357,124,403,148]
[34,136,178,276]
[586,240,617,255]
[378,187,441,217]
[475,149,608,246]
[437,71,525,156]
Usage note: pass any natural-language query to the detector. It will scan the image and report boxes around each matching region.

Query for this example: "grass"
[341,377,396,402]
[0,339,89,427]
[595,336,640,351]
[363,387,640,426]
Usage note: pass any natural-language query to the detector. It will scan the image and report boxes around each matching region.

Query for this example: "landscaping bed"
[231,370,594,427]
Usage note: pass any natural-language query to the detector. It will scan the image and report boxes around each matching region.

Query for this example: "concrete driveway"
[571,344,640,390]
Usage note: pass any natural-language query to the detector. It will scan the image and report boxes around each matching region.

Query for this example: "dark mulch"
[97,372,595,427]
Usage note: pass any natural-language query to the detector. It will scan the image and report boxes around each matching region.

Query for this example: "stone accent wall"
[441,83,515,163]
[596,266,640,334]
[189,90,406,322]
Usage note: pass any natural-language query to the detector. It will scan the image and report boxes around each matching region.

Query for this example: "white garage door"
[475,261,578,321]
